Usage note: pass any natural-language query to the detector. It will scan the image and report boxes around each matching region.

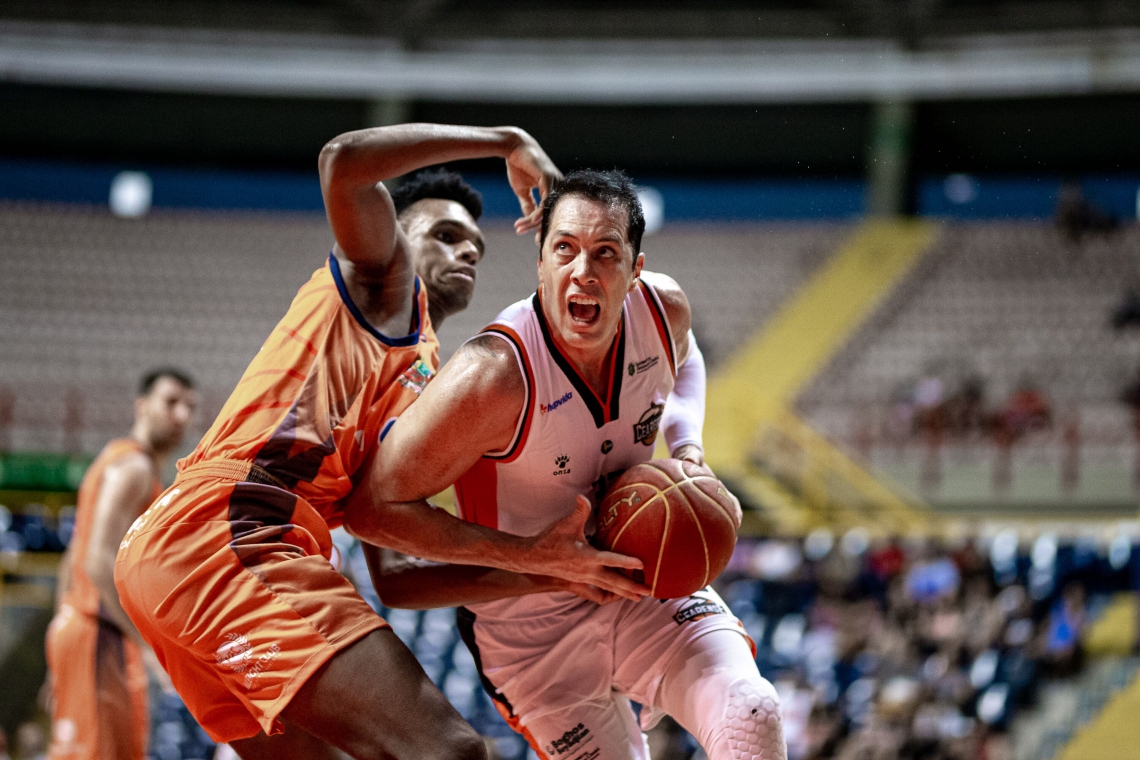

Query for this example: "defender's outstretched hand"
[505,129,562,235]
[525,496,649,601]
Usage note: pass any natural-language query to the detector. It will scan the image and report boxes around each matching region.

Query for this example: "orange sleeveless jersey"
[179,254,438,527]
[64,438,162,619]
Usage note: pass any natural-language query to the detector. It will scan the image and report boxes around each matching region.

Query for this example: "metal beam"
[2,22,1139,103]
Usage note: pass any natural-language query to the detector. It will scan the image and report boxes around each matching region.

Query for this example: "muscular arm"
[85,455,154,641]
[320,124,558,273]
[362,545,570,610]
[344,336,645,601]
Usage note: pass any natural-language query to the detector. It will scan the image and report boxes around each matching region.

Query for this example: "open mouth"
[567,294,601,325]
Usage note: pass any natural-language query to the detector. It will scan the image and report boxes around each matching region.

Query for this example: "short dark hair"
[391,169,483,220]
[539,169,645,257]
[139,368,195,396]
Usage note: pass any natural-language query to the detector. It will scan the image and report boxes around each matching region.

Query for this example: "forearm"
[89,561,143,642]
[663,330,706,455]
[344,497,537,575]
[320,124,521,187]
[363,546,557,610]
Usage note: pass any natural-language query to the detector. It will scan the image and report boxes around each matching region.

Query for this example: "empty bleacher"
[797,221,1140,510]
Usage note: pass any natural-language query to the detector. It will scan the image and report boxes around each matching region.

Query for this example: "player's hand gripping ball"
[595,459,738,599]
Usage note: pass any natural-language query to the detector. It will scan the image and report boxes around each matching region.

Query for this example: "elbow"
[373,581,426,611]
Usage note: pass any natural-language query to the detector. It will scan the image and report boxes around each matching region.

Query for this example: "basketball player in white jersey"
[350,170,786,760]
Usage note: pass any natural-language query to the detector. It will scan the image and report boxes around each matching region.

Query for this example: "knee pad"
[719,676,786,760]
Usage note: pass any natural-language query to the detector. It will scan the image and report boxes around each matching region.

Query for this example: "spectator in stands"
[995,378,1052,442]
[942,376,987,437]
[1056,182,1118,242]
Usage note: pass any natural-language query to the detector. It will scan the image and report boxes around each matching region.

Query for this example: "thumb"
[567,495,591,534]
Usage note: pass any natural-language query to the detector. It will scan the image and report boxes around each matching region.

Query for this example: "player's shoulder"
[638,270,690,333]
[102,450,155,491]
[450,333,527,399]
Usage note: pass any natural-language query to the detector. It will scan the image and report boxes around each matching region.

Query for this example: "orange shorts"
[114,461,387,743]
[45,605,149,760]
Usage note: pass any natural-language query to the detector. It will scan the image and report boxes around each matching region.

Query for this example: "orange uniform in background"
[47,438,161,760]
[115,255,438,743]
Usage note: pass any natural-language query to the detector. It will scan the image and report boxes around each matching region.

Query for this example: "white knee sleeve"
[718,676,786,760]
[654,631,787,760]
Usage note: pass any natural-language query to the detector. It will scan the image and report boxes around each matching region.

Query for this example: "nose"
[570,252,598,284]
[455,241,479,266]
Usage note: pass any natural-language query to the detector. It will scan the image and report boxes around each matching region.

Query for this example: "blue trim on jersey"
[328,252,422,347]
[379,418,397,442]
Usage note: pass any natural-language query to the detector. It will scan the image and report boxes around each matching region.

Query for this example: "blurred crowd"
[699,528,1138,760]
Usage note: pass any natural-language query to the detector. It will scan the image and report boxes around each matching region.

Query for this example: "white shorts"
[457,587,752,758]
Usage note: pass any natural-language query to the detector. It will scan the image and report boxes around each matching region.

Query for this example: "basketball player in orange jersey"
[114,124,647,760]
[46,369,197,760]
[354,170,787,760]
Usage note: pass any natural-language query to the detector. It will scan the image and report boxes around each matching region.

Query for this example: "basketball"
[595,459,738,599]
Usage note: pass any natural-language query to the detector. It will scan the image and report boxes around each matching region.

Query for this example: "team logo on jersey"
[541,391,573,414]
[215,633,253,674]
[553,454,571,476]
[397,360,433,396]
[634,402,665,446]
[628,356,660,376]
[601,439,613,454]
[545,723,592,756]
[673,595,726,625]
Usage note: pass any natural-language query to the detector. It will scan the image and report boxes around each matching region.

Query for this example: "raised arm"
[319,124,560,272]
[343,335,647,600]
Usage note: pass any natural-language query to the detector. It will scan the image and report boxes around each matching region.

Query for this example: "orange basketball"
[595,459,738,599]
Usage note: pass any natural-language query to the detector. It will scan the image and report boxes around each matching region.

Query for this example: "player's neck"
[335,250,418,336]
[550,329,618,400]
[129,425,168,475]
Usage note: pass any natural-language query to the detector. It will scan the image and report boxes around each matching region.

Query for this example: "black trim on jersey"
[531,291,626,429]
[480,327,533,461]
[456,607,516,717]
[639,279,677,374]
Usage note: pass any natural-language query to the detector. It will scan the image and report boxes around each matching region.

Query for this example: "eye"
[437,230,455,243]
[555,242,571,252]
[598,247,615,258]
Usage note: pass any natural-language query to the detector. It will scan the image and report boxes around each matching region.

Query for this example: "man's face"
[136,377,197,451]
[400,199,485,320]
[538,194,644,355]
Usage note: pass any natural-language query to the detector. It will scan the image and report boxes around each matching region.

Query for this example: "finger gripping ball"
[595,459,737,599]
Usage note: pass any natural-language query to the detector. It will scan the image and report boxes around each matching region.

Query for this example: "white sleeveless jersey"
[455,279,677,602]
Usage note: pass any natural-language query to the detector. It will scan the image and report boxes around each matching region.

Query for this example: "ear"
[134,395,146,419]
[629,251,645,290]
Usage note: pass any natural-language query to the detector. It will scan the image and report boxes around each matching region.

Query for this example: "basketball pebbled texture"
[595,458,738,599]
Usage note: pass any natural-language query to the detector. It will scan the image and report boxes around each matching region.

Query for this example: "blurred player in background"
[46,368,197,760]
[358,170,786,760]
[114,124,645,760]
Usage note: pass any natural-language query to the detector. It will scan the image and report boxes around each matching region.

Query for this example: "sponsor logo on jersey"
[216,632,282,689]
[541,391,573,414]
[628,355,660,376]
[673,595,726,625]
[634,402,665,446]
[546,723,592,756]
[397,360,433,395]
[600,439,613,454]
[553,454,571,476]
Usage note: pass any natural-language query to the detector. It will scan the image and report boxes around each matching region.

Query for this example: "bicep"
[372,337,525,502]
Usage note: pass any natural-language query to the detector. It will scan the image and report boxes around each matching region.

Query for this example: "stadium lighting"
[109,171,153,218]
